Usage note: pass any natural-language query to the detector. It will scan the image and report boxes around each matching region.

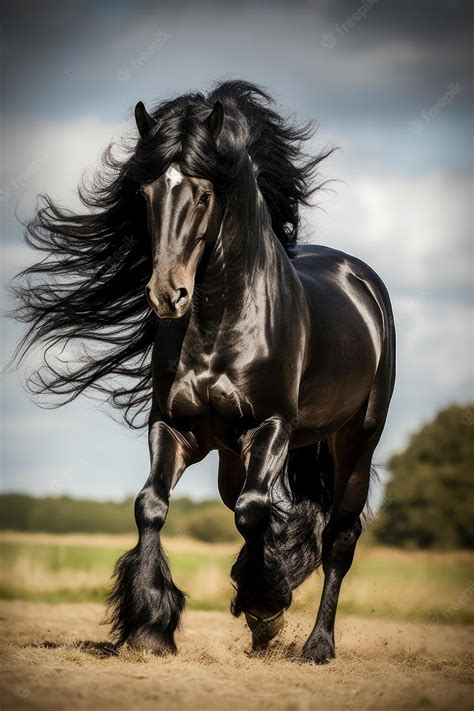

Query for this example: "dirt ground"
[0,602,472,711]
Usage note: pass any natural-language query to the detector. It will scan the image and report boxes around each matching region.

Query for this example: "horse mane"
[13,80,332,428]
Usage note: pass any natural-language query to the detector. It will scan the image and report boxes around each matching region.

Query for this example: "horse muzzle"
[245,609,285,649]
[145,283,191,319]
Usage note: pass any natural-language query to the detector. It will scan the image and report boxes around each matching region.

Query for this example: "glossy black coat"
[15,85,395,664]
[109,148,395,663]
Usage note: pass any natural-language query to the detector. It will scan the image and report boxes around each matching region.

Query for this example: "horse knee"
[234,491,271,538]
[135,485,169,531]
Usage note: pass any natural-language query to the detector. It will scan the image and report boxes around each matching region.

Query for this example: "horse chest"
[166,369,255,423]
[158,318,293,427]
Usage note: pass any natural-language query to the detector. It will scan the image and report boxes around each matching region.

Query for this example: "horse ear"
[135,101,157,138]
[203,101,224,141]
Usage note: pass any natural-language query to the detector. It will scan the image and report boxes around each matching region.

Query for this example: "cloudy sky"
[1,0,472,502]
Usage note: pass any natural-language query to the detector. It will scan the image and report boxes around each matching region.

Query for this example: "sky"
[0,0,472,503]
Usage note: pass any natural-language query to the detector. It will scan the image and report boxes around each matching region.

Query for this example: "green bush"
[374,404,474,549]
[187,505,240,543]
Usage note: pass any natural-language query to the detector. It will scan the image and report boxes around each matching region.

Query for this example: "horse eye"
[198,192,211,206]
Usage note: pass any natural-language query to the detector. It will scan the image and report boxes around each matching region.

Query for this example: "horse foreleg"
[107,418,198,654]
[231,417,292,648]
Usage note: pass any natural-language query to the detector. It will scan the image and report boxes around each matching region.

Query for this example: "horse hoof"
[245,609,285,649]
[127,625,177,655]
[300,636,335,665]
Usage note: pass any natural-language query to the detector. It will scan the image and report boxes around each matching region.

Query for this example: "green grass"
[0,540,123,570]
[0,537,472,624]
[334,553,474,624]
[0,539,235,610]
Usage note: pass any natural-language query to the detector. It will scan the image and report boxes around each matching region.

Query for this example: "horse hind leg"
[300,407,383,664]
[217,450,245,511]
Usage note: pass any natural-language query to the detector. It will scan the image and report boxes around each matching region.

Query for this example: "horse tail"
[271,439,334,590]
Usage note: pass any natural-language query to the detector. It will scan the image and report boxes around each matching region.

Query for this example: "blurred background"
[0,1,472,622]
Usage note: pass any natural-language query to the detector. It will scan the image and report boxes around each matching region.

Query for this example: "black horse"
[14,81,395,664]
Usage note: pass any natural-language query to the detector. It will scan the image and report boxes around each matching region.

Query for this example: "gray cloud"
[2,1,471,124]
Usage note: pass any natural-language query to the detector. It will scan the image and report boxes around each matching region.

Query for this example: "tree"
[374,404,474,549]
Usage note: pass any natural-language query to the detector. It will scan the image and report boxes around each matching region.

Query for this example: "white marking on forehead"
[165,165,183,189]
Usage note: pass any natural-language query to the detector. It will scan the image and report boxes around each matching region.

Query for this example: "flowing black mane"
[13,80,331,427]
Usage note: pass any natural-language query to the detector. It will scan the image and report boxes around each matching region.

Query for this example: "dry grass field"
[0,533,472,710]
[1,602,472,711]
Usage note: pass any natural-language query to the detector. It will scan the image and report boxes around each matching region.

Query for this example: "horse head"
[135,101,224,319]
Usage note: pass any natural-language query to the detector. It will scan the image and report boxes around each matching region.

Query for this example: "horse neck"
[196,163,301,328]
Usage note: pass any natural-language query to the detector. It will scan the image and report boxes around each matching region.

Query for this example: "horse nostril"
[174,288,188,309]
